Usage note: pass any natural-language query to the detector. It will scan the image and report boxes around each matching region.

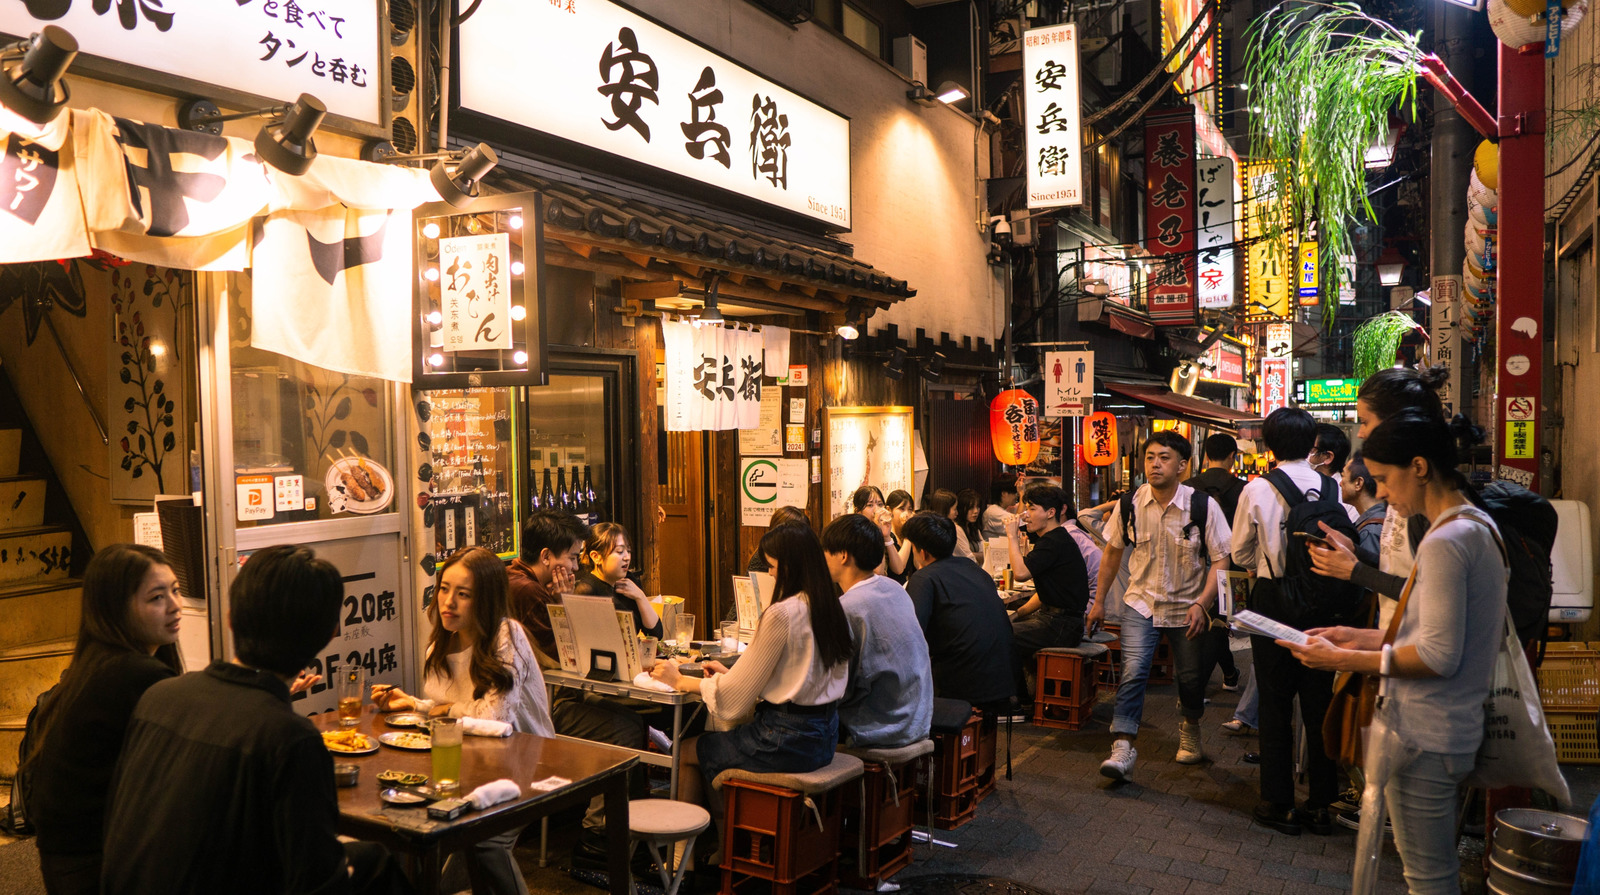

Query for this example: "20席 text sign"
[1023,23,1084,208]
[0,0,383,127]
[457,0,851,229]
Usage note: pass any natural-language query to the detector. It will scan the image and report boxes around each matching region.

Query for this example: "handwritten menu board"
[822,406,914,520]
[418,388,520,559]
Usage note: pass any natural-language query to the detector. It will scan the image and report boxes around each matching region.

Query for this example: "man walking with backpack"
[1232,408,1362,835]
[1089,431,1232,780]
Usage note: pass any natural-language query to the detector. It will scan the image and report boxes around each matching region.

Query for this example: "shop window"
[526,373,614,528]
[417,387,520,559]
[842,4,882,57]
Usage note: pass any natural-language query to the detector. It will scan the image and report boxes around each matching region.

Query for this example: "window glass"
[842,4,881,57]
[526,373,612,527]
[419,387,520,559]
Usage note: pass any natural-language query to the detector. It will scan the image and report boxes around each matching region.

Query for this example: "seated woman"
[573,521,663,640]
[373,546,552,895]
[26,544,185,895]
[746,505,809,573]
[881,489,917,581]
[649,523,855,856]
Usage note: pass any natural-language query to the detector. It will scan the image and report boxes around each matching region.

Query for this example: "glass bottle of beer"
[556,467,570,510]
[541,468,555,512]
[583,465,597,522]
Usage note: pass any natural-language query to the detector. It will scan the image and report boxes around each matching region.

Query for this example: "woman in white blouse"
[651,523,855,854]
[373,545,551,895]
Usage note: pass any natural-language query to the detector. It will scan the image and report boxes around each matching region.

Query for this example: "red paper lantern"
[1084,411,1119,467]
[990,389,1041,466]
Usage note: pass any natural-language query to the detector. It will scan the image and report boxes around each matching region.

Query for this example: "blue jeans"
[1386,750,1475,895]
[1111,610,1208,737]
[696,702,839,791]
[1232,653,1259,728]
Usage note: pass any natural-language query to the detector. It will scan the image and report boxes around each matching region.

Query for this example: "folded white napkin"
[460,716,512,737]
[632,672,676,693]
[465,779,520,810]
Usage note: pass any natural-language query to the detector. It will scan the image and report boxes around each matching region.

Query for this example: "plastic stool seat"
[712,751,864,792]
[840,739,935,765]
[1038,642,1109,659]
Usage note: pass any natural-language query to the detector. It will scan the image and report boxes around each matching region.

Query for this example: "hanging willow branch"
[1242,2,1423,321]
[1352,311,1416,380]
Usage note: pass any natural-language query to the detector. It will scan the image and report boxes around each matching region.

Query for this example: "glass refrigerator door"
[524,357,637,536]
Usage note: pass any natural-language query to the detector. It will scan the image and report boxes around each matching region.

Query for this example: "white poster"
[738,388,783,456]
[1195,157,1236,310]
[824,408,913,519]
[740,457,808,526]
[1430,275,1464,415]
[1023,23,1084,208]
[1044,350,1093,418]
[439,233,513,352]
[661,319,764,432]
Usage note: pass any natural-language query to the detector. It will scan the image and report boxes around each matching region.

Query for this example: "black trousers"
[345,841,415,895]
[1252,635,1340,810]
[1202,625,1237,684]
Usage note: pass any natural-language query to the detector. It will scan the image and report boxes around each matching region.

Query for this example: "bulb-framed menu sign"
[413,191,549,389]
[822,406,914,521]
[450,0,852,232]
[0,0,389,136]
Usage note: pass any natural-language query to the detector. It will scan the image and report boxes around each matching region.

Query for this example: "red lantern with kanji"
[990,389,1041,466]
[1084,411,1119,467]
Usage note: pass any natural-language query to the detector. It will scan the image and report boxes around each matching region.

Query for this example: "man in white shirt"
[1231,408,1342,837]
[1088,431,1232,780]
[981,479,1019,539]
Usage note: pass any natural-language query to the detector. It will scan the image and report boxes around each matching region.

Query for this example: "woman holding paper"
[1282,412,1505,895]
[373,545,552,895]
[574,522,663,640]
[650,522,855,861]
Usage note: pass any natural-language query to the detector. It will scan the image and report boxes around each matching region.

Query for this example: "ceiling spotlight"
[920,351,946,383]
[430,142,498,208]
[179,92,327,176]
[0,26,77,125]
[836,322,860,340]
[883,346,907,381]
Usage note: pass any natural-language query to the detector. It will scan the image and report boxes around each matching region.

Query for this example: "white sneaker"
[1176,721,1204,764]
[1100,739,1137,781]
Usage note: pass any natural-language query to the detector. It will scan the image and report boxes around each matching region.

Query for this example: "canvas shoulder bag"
[1323,568,1415,768]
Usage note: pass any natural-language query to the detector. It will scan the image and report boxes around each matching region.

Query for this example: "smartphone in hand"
[1293,531,1333,550]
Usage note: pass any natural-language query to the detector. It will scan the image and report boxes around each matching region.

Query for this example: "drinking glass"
[336,666,364,727]
[719,620,740,652]
[639,637,659,670]
[430,717,463,793]
[674,613,695,654]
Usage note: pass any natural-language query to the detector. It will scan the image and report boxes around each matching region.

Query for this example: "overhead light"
[836,322,860,340]
[0,26,77,125]
[1376,247,1406,286]
[884,346,906,381]
[1364,117,1404,170]
[836,300,867,340]
[921,351,946,383]
[695,271,725,324]
[429,143,498,208]
[907,80,969,106]
[179,92,327,176]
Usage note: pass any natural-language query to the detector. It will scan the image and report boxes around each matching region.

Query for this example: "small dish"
[379,787,428,806]
[332,763,360,787]
[377,770,429,786]
[379,731,432,751]
[384,712,429,729]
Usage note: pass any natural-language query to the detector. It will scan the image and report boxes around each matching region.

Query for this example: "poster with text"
[822,407,914,520]
[440,233,512,352]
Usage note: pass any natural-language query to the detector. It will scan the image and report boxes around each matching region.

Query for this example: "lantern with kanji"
[1084,410,1119,467]
[990,389,1041,466]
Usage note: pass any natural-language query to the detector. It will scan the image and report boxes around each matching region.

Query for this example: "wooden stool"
[714,753,864,895]
[1034,643,1109,731]
[838,740,934,889]
[627,799,710,895]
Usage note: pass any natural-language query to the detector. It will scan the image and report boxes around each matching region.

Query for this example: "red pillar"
[1493,44,1545,491]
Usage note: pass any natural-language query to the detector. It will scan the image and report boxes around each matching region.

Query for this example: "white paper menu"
[546,604,581,673]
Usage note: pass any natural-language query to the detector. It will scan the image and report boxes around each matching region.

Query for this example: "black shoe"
[1253,802,1302,836]
[1222,670,1241,691]
[1299,806,1334,835]
[571,829,656,877]
[1241,751,1260,764]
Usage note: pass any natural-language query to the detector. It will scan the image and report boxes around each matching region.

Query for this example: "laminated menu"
[560,594,642,681]
[546,605,581,673]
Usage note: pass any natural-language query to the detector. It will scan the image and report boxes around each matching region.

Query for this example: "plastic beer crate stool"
[915,698,980,830]
[837,739,933,890]
[713,752,864,895]
[1033,642,1109,731]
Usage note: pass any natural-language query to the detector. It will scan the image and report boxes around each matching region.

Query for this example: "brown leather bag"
[1322,569,1415,768]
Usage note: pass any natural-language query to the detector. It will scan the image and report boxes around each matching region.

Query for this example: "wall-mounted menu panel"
[822,406,914,521]
[418,388,519,560]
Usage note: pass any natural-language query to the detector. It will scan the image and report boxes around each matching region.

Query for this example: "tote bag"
[1464,614,1572,804]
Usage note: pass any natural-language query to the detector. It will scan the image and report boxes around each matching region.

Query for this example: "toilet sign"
[1044,350,1094,418]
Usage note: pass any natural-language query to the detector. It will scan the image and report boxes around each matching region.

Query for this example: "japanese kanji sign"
[1144,110,1197,325]
[1044,350,1093,418]
[439,233,513,352]
[1194,157,1235,310]
[1244,160,1291,317]
[0,1,383,128]
[1430,275,1464,416]
[661,319,764,432]
[1296,240,1319,305]
[456,0,851,229]
[1022,22,1083,209]
[1260,357,1290,417]
[1083,410,1118,467]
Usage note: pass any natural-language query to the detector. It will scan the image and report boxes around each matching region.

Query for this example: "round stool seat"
[627,799,710,838]
[1039,642,1108,659]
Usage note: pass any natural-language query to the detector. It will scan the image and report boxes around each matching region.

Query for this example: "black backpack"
[4,683,55,836]
[1254,470,1364,627]
[1119,488,1212,556]
[1469,481,1558,644]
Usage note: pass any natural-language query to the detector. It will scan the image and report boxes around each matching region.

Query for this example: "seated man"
[102,545,409,895]
[903,513,1015,715]
[1004,483,1092,705]
[823,513,933,748]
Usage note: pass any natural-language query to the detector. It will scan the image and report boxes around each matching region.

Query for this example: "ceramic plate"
[325,456,395,515]
[379,787,428,806]
[383,712,429,729]
[321,730,378,755]
[379,731,432,751]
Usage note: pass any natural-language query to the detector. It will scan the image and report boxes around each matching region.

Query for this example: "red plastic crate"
[1034,649,1100,731]
[721,778,845,895]
[840,756,920,888]
[914,710,982,830]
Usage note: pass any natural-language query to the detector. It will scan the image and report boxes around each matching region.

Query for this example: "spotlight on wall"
[369,142,500,208]
[883,346,907,381]
[920,351,946,383]
[907,80,970,106]
[180,93,327,176]
[0,26,76,125]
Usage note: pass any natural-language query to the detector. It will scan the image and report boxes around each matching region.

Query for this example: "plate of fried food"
[325,456,394,515]
[322,729,378,755]
[379,731,432,751]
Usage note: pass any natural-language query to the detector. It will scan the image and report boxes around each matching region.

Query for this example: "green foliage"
[1352,311,1415,380]
[1242,2,1424,321]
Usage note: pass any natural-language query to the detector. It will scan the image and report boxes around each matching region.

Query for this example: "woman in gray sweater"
[1284,411,1506,895]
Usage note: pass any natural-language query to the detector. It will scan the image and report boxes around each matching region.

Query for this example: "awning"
[1078,299,1156,340]
[1105,382,1262,431]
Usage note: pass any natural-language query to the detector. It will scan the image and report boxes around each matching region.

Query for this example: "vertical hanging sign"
[1296,241,1320,306]
[1430,275,1464,416]
[1243,161,1290,316]
[1144,110,1197,325]
[1195,157,1235,310]
[439,234,513,351]
[1023,23,1084,208]
[1260,321,1293,417]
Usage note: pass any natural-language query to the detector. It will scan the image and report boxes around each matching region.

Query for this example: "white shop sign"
[1023,23,1084,208]
[456,0,851,229]
[0,1,383,128]
[439,233,513,352]
[1195,157,1236,310]
[1044,350,1093,418]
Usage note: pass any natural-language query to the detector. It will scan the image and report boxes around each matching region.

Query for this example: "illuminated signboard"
[1298,378,1362,405]
[1023,23,1084,209]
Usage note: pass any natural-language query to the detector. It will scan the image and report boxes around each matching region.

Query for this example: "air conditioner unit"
[893,35,928,87]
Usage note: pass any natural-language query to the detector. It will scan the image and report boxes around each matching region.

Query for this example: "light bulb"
[512,350,528,365]
[426,309,443,326]
[508,214,523,230]
[510,260,525,276]
[422,222,440,239]
[425,267,440,282]
[428,352,444,367]
[149,342,168,357]
[836,324,859,340]
[510,304,526,321]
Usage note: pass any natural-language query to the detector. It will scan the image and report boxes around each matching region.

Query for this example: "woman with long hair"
[956,488,985,557]
[880,489,917,580]
[574,521,662,640]
[650,523,854,858]
[1286,411,1505,894]
[373,546,551,895]
[25,544,183,895]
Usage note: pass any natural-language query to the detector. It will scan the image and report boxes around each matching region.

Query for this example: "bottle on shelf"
[557,467,570,511]
[541,468,555,513]
[569,467,583,521]
[582,465,596,522]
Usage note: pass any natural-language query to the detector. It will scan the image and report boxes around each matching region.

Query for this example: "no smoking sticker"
[1506,397,1535,422]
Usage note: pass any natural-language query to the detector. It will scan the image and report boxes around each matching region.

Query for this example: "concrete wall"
[631,1,1000,343]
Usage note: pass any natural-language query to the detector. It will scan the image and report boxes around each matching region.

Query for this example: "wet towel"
[464,779,520,810]
[460,717,512,737]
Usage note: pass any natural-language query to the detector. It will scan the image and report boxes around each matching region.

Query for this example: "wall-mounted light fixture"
[695,272,726,324]
[364,140,500,208]
[883,346,907,381]
[179,93,327,175]
[920,351,946,383]
[0,26,76,124]
[907,80,969,106]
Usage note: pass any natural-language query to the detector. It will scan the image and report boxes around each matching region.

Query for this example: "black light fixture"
[366,141,500,208]
[0,26,77,125]
[883,346,906,381]
[179,93,327,176]
[907,80,970,106]
[836,300,866,340]
[920,351,946,383]
[696,272,725,324]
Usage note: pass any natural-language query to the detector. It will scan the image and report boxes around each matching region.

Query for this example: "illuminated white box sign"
[1023,23,1084,208]
[0,1,383,129]
[1195,157,1236,310]
[456,0,851,229]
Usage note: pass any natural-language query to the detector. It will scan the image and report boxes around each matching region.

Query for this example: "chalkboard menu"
[822,406,915,520]
[417,388,520,560]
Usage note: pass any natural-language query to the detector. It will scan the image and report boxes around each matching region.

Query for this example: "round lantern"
[1475,139,1499,192]
[1083,411,1120,468]
[990,389,1041,466]
[1468,169,1498,211]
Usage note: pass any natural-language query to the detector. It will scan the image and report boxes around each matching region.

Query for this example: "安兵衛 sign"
[1022,22,1083,209]
[455,0,851,230]
[0,1,384,131]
